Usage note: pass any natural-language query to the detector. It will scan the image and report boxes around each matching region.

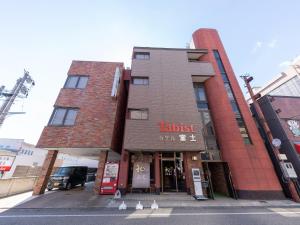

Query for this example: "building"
[33,61,127,195]
[245,56,300,198]
[0,138,98,179]
[247,57,300,103]
[0,139,46,179]
[35,28,284,199]
[250,96,300,199]
[254,96,300,181]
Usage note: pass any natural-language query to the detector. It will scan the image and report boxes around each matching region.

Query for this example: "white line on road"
[1,211,300,218]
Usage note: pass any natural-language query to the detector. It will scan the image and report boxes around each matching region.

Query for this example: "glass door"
[160,152,185,192]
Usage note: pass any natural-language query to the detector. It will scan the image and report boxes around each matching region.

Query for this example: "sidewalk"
[0,183,299,210]
[109,193,300,208]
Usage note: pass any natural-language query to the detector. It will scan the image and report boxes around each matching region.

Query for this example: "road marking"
[1,211,300,218]
[269,208,300,217]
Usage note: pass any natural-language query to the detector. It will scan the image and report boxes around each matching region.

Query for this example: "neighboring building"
[245,57,300,198]
[0,138,98,179]
[247,57,300,103]
[35,28,284,199]
[0,139,46,179]
[251,95,300,198]
[34,61,127,195]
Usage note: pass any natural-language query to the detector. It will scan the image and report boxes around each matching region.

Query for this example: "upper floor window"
[129,109,149,120]
[134,52,150,60]
[64,75,88,89]
[132,77,149,85]
[49,107,78,126]
[193,83,209,110]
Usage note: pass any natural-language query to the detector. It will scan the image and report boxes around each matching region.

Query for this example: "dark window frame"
[193,83,209,110]
[48,107,79,126]
[64,75,89,89]
[133,52,150,60]
[213,50,252,145]
[132,77,149,85]
[128,108,149,120]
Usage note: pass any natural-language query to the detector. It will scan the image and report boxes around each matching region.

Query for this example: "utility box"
[280,162,298,178]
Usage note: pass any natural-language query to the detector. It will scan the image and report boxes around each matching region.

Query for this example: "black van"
[47,166,88,190]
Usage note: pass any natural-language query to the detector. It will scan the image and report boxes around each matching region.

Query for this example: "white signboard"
[132,162,150,188]
[192,168,203,196]
[0,156,15,171]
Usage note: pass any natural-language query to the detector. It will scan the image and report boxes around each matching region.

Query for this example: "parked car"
[47,166,88,190]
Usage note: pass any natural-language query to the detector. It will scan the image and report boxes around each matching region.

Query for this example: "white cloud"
[279,61,291,68]
[251,41,263,53]
[268,39,277,48]
[292,55,300,64]
[279,55,300,68]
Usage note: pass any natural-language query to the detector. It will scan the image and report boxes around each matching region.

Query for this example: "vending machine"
[100,162,119,195]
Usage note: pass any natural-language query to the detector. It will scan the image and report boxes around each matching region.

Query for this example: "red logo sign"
[0,166,11,171]
[159,121,196,133]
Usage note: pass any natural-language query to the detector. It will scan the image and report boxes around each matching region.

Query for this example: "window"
[230,101,240,115]
[64,75,88,89]
[129,109,148,120]
[213,50,252,144]
[224,83,234,100]
[193,83,209,110]
[49,107,78,126]
[132,77,149,85]
[133,52,150,60]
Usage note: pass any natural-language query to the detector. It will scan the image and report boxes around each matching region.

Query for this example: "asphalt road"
[1,206,300,225]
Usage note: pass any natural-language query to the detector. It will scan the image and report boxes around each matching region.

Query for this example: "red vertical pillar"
[118,150,129,195]
[154,152,161,194]
[94,151,108,194]
[192,28,283,199]
[183,152,191,194]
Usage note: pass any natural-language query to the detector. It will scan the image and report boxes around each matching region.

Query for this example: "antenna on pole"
[0,70,35,128]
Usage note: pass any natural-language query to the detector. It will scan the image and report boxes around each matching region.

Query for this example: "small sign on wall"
[132,162,150,188]
[0,156,15,171]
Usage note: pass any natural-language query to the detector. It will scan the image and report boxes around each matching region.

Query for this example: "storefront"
[121,150,236,199]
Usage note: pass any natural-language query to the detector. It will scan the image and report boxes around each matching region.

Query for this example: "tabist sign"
[132,162,150,188]
[0,156,15,171]
[158,121,198,143]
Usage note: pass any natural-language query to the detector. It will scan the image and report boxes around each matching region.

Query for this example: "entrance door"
[160,152,185,192]
[202,161,237,199]
[162,160,176,191]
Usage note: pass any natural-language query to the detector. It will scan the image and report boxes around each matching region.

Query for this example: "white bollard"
[151,200,159,210]
[136,201,143,210]
[119,201,127,210]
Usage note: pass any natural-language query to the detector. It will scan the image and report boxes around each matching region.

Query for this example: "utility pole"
[241,74,300,202]
[0,70,35,128]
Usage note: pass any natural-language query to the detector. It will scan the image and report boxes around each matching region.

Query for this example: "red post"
[154,152,161,194]
[118,150,129,195]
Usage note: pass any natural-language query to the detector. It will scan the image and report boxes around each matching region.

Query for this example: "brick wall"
[37,61,124,149]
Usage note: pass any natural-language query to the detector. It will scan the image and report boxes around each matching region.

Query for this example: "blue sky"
[0,0,299,144]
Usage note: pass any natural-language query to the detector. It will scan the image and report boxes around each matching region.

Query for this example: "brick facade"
[37,61,124,150]
[33,150,58,195]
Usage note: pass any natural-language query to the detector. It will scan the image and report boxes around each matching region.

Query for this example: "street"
[1,206,300,225]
